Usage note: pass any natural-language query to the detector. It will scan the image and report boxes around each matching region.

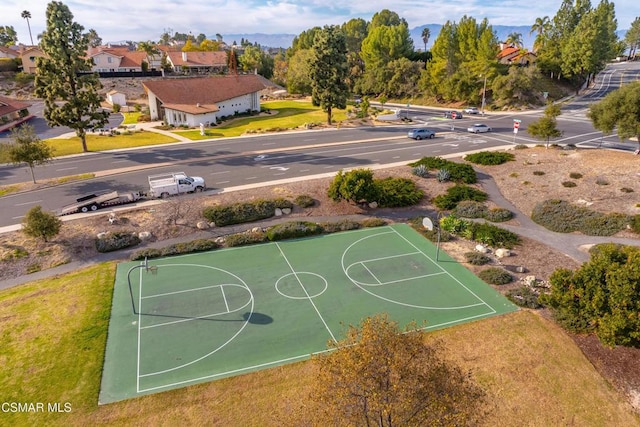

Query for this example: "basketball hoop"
[147,265,158,275]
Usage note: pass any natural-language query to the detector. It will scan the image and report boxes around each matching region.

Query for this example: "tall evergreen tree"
[624,17,640,59]
[34,1,109,153]
[309,25,348,125]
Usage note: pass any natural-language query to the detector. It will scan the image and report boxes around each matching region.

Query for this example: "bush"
[433,185,488,210]
[327,169,377,203]
[294,194,315,208]
[202,199,292,226]
[464,252,491,265]
[581,213,631,236]
[22,206,62,243]
[130,248,162,261]
[506,286,543,309]
[484,208,513,222]
[361,217,387,228]
[631,215,640,234]
[95,231,141,253]
[514,144,528,150]
[375,177,423,208]
[466,222,520,248]
[225,231,267,247]
[320,219,361,233]
[440,214,469,234]
[533,170,545,176]
[409,157,477,183]
[454,201,488,218]
[412,164,429,178]
[465,151,515,165]
[436,168,451,182]
[265,221,324,241]
[531,199,629,236]
[620,187,634,193]
[561,181,577,188]
[478,267,512,285]
[596,178,609,185]
[569,172,583,179]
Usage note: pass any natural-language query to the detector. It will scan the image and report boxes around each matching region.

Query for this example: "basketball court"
[99,223,517,404]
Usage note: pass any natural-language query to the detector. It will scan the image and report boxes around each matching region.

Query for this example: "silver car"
[467,123,491,133]
[407,128,436,140]
[463,107,479,114]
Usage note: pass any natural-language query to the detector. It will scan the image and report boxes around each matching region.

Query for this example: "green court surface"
[99,223,517,404]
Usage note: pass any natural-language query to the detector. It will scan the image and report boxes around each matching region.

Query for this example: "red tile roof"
[0,95,31,117]
[166,51,228,67]
[498,46,520,59]
[143,75,266,107]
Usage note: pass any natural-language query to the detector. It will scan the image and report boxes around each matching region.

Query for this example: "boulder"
[197,221,209,230]
[215,237,225,245]
[96,232,108,239]
[282,208,292,215]
[275,208,283,216]
[516,265,526,273]
[524,275,537,287]
[475,244,490,253]
[138,231,152,241]
[368,201,378,209]
[251,227,262,233]
[495,248,511,258]
[209,222,216,228]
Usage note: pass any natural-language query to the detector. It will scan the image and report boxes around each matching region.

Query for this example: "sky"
[1,0,636,45]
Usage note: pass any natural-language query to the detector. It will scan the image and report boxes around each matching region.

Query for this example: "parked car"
[467,123,492,133]
[407,128,436,140]
[463,107,479,114]
[443,111,463,119]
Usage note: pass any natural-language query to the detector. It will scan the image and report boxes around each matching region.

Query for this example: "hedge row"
[130,238,220,260]
[454,201,513,222]
[464,151,515,165]
[96,231,140,253]
[531,199,631,236]
[408,157,477,184]
[202,198,294,226]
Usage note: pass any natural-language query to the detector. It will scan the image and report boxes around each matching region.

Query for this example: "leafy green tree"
[285,48,314,95]
[22,205,62,243]
[624,17,640,59]
[310,314,486,426]
[34,1,109,153]
[0,26,18,46]
[8,124,54,183]
[360,22,414,71]
[21,10,34,45]
[287,26,321,58]
[527,103,563,147]
[370,9,406,28]
[86,28,102,48]
[588,81,640,149]
[239,45,274,78]
[310,25,348,125]
[327,169,377,204]
[543,244,640,347]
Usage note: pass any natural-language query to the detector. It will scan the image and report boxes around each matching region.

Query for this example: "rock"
[197,221,209,230]
[495,248,511,258]
[524,275,537,287]
[138,231,152,241]
[209,222,216,228]
[368,201,378,209]
[275,208,283,216]
[215,237,225,244]
[251,227,262,233]
[282,208,292,215]
[96,232,108,239]
[516,265,526,273]
[475,244,490,253]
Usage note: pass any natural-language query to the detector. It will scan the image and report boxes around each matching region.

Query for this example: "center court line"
[275,242,337,342]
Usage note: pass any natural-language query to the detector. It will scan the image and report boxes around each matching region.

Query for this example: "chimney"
[182,51,187,61]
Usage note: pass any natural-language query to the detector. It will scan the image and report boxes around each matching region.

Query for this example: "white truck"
[59,191,142,215]
[148,172,206,198]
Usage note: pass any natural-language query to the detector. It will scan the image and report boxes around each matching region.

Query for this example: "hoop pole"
[126,259,149,315]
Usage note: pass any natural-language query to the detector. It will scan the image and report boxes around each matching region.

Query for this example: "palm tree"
[505,32,524,48]
[421,27,431,52]
[21,10,34,45]
[530,16,550,36]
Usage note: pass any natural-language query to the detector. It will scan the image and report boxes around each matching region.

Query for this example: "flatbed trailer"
[59,191,141,215]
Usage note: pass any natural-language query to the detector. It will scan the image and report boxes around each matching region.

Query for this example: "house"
[497,45,537,66]
[19,46,46,74]
[0,95,33,132]
[88,47,147,73]
[106,90,126,107]
[0,46,19,60]
[142,75,266,127]
[164,51,228,74]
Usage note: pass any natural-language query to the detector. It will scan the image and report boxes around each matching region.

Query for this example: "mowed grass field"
[0,263,638,426]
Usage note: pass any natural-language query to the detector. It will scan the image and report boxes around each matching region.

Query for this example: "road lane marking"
[210,171,230,175]
[56,167,77,171]
[15,200,43,206]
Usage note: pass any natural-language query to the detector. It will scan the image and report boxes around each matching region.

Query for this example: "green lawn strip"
[0,185,19,196]
[0,263,115,426]
[121,112,141,125]
[44,132,179,156]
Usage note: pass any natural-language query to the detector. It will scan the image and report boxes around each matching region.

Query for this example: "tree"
[86,28,102,48]
[310,314,486,426]
[527,103,563,147]
[327,168,377,204]
[21,10,34,45]
[285,48,314,95]
[34,1,110,153]
[8,124,54,183]
[543,244,640,347]
[0,26,18,46]
[309,25,348,125]
[22,205,62,243]
[624,17,640,59]
[505,31,523,48]
[421,27,431,52]
[588,81,640,149]
[530,16,551,37]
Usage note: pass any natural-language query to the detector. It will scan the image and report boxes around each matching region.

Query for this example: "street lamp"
[481,75,487,116]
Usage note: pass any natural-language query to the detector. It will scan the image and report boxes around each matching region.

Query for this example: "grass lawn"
[0,262,637,426]
[44,131,179,157]
[121,112,141,125]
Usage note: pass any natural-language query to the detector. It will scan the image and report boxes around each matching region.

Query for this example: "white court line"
[275,242,337,343]
[136,263,143,393]
[390,227,495,313]
[361,262,381,284]
[220,285,229,312]
[142,283,226,299]
[357,270,447,287]
[139,299,251,330]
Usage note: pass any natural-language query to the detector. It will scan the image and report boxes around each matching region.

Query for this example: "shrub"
[561,181,577,188]
[506,286,543,309]
[361,217,387,228]
[433,185,488,210]
[466,222,520,248]
[436,168,451,182]
[265,221,324,241]
[137,114,151,122]
[409,157,477,183]
[225,231,267,247]
[631,215,640,234]
[620,187,634,193]
[320,219,361,233]
[294,194,315,208]
[202,199,292,226]
[440,214,469,234]
[454,201,488,218]
[595,178,609,185]
[464,252,491,265]
[532,199,629,236]
[112,103,121,113]
[412,164,429,178]
[465,151,515,165]
[514,144,528,150]
[160,239,218,257]
[409,217,453,242]
[130,248,162,261]
[484,208,513,222]
[95,231,140,253]
[327,169,377,203]
[569,172,583,179]
[581,213,631,236]
[22,206,62,243]
[533,171,545,176]
[375,177,423,208]
[478,267,512,285]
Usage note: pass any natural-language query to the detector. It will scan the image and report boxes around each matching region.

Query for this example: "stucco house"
[88,47,147,73]
[142,75,266,127]
[498,45,537,66]
[19,46,46,74]
[164,51,228,74]
[0,95,33,131]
